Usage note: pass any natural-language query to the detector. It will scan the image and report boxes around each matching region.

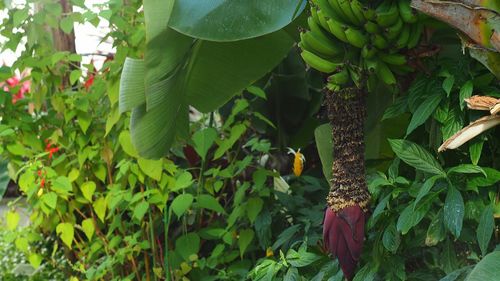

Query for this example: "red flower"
[40,178,45,188]
[84,74,94,91]
[45,141,60,159]
[2,75,30,104]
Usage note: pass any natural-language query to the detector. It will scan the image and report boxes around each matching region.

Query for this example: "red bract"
[84,74,94,91]
[323,205,366,281]
[2,75,30,104]
[40,178,45,188]
[45,141,60,159]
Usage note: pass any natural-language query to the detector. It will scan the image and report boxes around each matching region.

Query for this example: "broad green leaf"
[477,205,494,256]
[389,139,445,176]
[284,267,299,281]
[171,194,194,217]
[80,181,96,202]
[406,92,443,135]
[197,194,225,214]
[414,175,443,209]
[171,171,193,192]
[247,85,267,99]
[383,223,400,253]
[192,128,217,160]
[397,198,432,234]
[448,164,486,177]
[442,76,455,96]
[286,249,321,267]
[465,251,500,281]
[81,218,95,240]
[459,81,473,110]
[469,140,483,165]
[13,9,29,27]
[119,130,139,158]
[29,253,42,269]
[246,197,264,224]
[56,222,74,248]
[41,192,58,210]
[214,124,247,159]
[144,0,175,42]
[353,263,377,281]
[138,158,163,181]
[176,233,200,261]
[467,167,500,189]
[169,0,306,41]
[133,201,149,220]
[426,210,446,246]
[314,123,333,182]
[444,186,464,238]
[52,176,73,196]
[93,197,107,222]
[15,237,29,252]
[70,69,81,85]
[238,229,254,258]
[60,16,74,34]
[0,160,9,200]
[6,210,20,230]
[119,58,145,113]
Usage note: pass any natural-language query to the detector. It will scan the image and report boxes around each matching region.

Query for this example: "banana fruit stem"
[325,88,370,212]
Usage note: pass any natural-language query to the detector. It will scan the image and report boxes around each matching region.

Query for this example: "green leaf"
[81,218,95,241]
[41,192,58,210]
[60,16,74,34]
[119,130,139,158]
[13,9,29,26]
[414,175,442,209]
[459,80,473,110]
[286,248,321,267]
[442,76,455,96]
[80,181,96,202]
[0,160,9,200]
[56,222,74,248]
[192,128,217,160]
[383,223,400,253]
[28,253,42,269]
[426,210,446,246]
[6,210,20,230]
[246,85,267,99]
[171,194,194,217]
[246,197,264,224]
[448,164,486,177]
[477,205,494,256]
[119,58,145,113]
[93,197,107,222]
[444,186,464,238]
[122,30,293,158]
[238,229,254,258]
[133,201,149,220]
[465,251,500,281]
[197,194,225,214]
[15,237,29,252]
[175,233,200,261]
[314,123,333,182]
[52,176,73,196]
[168,0,305,41]
[70,69,81,85]
[388,139,445,176]
[213,124,247,159]
[138,158,163,181]
[469,140,484,165]
[406,92,443,135]
[171,171,193,192]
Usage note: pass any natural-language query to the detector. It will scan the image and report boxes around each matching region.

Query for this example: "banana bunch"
[300,0,423,91]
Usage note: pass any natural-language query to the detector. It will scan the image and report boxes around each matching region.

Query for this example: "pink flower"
[2,75,30,104]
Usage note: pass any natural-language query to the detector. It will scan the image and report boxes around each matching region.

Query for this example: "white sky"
[0,0,114,71]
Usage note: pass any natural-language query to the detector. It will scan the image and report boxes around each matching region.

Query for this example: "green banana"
[326,82,341,91]
[350,0,366,24]
[327,18,349,43]
[345,27,368,48]
[327,0,351,23]
[361,45,377,58]
[301,50,342,73]
[364,58,378,73]
[390,64,414,75]
[364,21,380,34]
[307,17,340,47]
[407,22,423,48]
[394,24,411,49]
[317,9,332,31]
[384,17,404,41]
[371,34,389,49]
[310,6,321,25]
[375,59,397,84]
[398,0,417,23]
[317,0,347,23]
[363,8,376,21]
[348,66,362,87]
[378,52,406,65]
[328,68,350,84]
[375,2,400,27]
[337,0,362,26]
[300,31,343,56]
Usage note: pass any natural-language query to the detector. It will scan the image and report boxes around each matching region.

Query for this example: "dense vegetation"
[0,0,498,281]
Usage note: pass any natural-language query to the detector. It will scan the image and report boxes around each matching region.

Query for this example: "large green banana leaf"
[169,0,306,41]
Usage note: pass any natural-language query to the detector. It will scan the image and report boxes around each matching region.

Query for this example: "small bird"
[287,147,305,176]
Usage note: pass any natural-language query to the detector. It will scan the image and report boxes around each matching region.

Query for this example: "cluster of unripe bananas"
[299,0,422,91]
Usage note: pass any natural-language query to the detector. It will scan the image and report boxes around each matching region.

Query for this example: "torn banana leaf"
[439,115,500,152]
